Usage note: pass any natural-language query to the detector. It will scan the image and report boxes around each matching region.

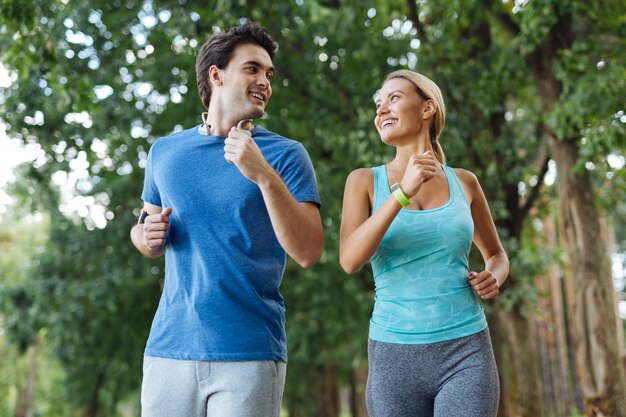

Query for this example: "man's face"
[217,43,274,120]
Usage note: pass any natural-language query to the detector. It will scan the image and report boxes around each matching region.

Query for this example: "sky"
[0,63,107,226]
[1,62,51,219]
[0,127,39,216]
[0,63,32,217]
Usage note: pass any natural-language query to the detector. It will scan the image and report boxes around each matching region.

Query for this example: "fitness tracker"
[390,183,412,208]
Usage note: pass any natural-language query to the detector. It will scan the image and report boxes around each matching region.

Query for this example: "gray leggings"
[366,328,499,417]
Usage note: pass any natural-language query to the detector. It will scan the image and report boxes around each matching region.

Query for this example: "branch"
[520,147,550,221]
[406,0,427,42]
[494,12,520,37]
[548,9,575,51]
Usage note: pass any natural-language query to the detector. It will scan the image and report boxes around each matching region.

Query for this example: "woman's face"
[374,77,426,144]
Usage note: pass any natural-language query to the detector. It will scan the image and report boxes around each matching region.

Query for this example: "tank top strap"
[442,165,470,207]
[373,165,469,211]
[371,165,388,213]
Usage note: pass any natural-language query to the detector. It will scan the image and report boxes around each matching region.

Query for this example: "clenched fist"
[143,207,172,251]
[399,150,438,197]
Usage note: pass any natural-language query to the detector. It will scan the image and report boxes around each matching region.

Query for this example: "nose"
[376,103,389,117]
[256,74,270,89]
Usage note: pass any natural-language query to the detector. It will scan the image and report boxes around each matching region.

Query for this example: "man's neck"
[205,101,259,135]
[204,106,236,136]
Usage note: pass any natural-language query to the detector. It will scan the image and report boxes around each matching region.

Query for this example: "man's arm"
[257,173,323,268]
[130,202,172,259]
[224,127,323,268]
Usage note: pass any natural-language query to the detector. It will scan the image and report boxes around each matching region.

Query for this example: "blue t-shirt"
[369,165,487,344]
[141,125,321,362]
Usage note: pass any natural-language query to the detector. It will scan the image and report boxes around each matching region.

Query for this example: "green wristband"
[391,183,412,208]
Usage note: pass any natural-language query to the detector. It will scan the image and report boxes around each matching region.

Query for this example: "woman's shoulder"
[345,168,375,195]
[347,167,374,183]
[449,167,482,204]
[451,167,479,187]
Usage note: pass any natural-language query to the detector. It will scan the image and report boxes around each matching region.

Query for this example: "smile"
[250,92,265,102]
[381,119,398,128]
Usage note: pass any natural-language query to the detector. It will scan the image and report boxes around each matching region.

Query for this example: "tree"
[494,1,626,415]
[1,1,624,416]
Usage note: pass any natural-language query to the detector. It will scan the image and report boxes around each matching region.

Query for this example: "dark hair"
[195,22,277,109]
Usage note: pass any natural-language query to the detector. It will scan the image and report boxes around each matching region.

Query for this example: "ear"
[208,65,223,87]
[422,100,436,119]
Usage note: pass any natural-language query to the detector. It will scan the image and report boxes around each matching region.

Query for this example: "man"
[130,22,323,417]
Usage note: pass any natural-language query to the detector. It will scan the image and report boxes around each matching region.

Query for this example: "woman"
[339,70,508,417]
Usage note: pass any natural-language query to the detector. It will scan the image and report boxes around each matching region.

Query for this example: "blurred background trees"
[0,0,625,416]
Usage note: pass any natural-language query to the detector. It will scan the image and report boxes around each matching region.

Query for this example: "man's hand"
[143,207,172,251]
[223,127,273,184]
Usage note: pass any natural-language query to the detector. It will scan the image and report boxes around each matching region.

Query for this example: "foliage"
[0,0,624,415]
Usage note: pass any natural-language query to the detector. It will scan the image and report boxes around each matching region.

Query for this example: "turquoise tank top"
[369,165,487,344]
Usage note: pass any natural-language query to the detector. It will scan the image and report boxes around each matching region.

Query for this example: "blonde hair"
[384,70,446,164]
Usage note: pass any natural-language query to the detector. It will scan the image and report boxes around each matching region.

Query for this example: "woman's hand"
[468,270,500,300]
[399,150,438,197]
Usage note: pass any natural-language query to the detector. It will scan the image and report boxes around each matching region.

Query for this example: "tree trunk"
[491,319,509,417]
[600,216,626,360]
[491,303,543,417]
[82,371,105,417]
[521,9,626,415]
[316,363,340,417]
[15,343,37,417]
[549,137,626,417]
[561,236,586,413]
[537,215,577,416]
[349,366,368,417]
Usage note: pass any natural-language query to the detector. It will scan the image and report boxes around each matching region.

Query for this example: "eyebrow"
[241,60,274,72]
[375,89,404,104]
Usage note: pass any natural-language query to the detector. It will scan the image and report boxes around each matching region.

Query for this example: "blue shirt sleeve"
[276,142,321,208]
[141,143,162,207]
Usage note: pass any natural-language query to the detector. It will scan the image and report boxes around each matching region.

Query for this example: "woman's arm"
[339,169,402,274]
[340,154,438,274]
[458,169,509,299]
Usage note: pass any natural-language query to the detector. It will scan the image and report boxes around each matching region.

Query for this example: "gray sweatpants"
[366,328,499,417]
[141,356,286,417]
